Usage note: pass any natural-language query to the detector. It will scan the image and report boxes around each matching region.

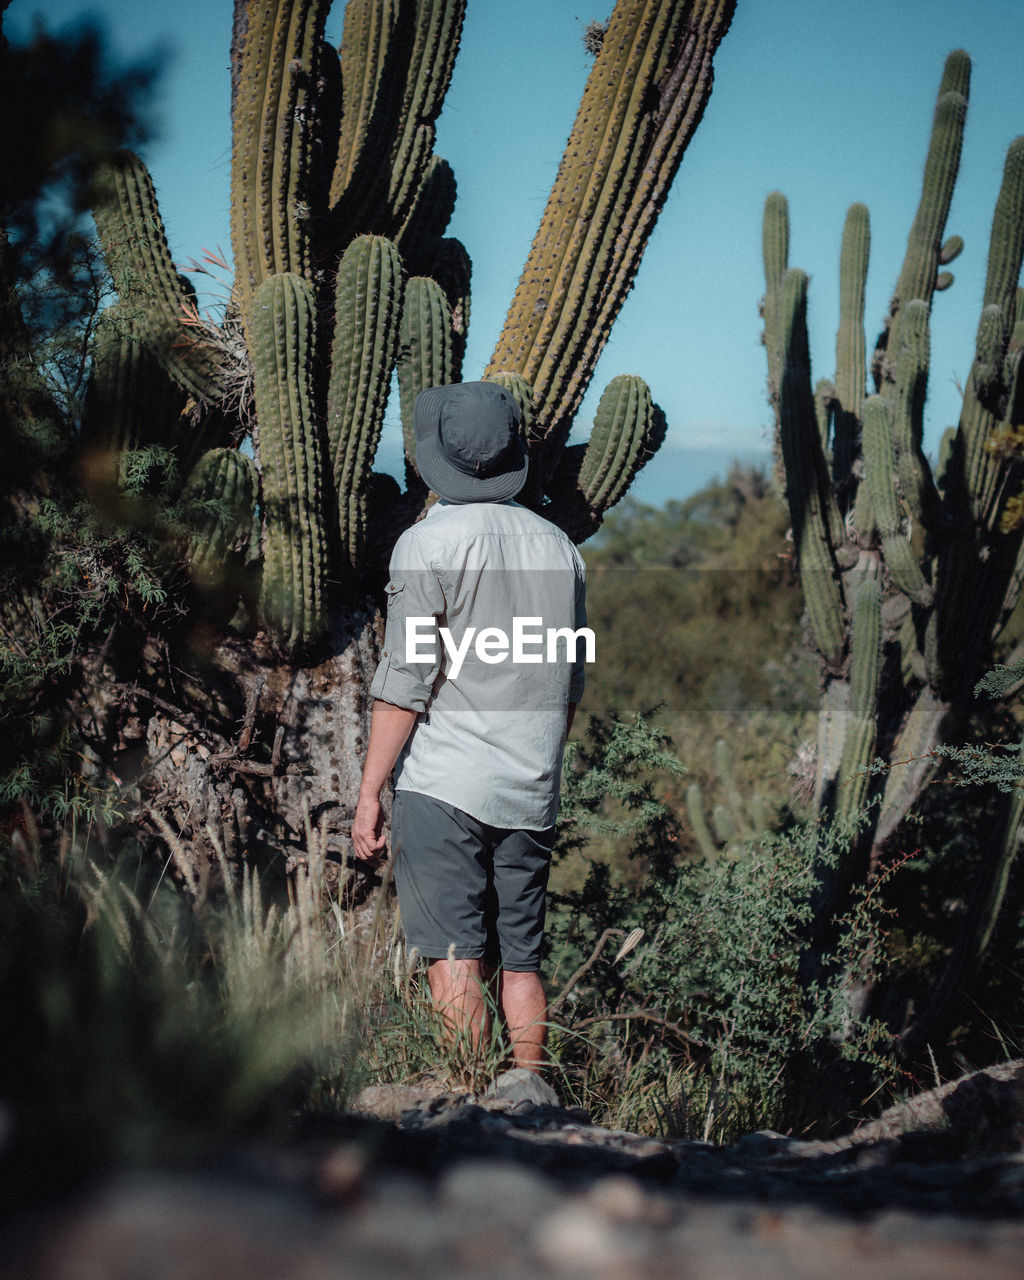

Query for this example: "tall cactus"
[762,51,1024,1052]
[326,235,405,568]
[91,150,231,405]
[487,0,734,464]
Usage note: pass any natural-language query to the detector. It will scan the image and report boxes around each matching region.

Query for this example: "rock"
[485,1067,562,1108]
[349,1081,448,1121]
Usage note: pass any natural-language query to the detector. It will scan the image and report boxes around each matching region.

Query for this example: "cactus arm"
[762,189,790,426]
[385,0,467,234]
[862,395,933,604]
[81,302,186,494]
[564,0,736,439]
[778,269,847,667]
[181,447,258,593]
[486,0,735,447]
[889,298,943,528]
[397,275,454,487]
[394,154,456,264]
[330,0,402,217]
[958,139,1024,529]
[714,738,754,842]
[326,235,405,568]
[890,52,969,315]
[230,0,330,311]
[577,375,656,514]
[91,151,230,404]
[872,52,969,398]
[685,782,720,863]
[428,236,471,382]
[833,202,869,499]
[250,272,327,649]
[814,379,834,452]
[834,577,881,824]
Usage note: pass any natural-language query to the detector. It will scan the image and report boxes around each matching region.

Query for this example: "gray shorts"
[390,790,555,972]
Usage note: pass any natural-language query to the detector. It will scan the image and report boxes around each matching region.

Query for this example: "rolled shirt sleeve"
[368,535,445,713]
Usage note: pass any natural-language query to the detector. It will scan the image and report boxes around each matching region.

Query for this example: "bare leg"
[500,969,547,1071]
[427,957,490,1051]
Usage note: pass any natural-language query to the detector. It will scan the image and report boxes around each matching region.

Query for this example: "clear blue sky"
[7,0,1024,506]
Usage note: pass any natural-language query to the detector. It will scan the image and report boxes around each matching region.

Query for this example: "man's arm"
[352,699,419,861]
[566,701,577,737]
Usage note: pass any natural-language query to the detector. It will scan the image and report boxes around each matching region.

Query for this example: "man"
[352,380,587,1079]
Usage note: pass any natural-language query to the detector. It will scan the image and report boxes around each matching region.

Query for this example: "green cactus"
[91,150,230,405]
[833,202,869,497]
[834,576,881,824]
[251,272,327,651]
[777,267,847,667]
[685,739,776,864]
[228,0,329,313]
[0,0,726,887]
[486,0,735,459]
[181,447,259,597]
[397,275,455,486]
[81,302,186,497]
[326,235,406,567]
[761,50,1024,1049]
[385,0,467,235]
[83,0,735,652]
[578,376,659,513]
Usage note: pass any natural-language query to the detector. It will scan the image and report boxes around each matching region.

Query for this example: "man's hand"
[352,699,419,863]
[352,792,387,861]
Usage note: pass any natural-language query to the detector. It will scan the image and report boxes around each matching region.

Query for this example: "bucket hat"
[413,381,528,503]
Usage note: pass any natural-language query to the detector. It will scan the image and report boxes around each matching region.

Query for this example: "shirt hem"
[394,783,558,832]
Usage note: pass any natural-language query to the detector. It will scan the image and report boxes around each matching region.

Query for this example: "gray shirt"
[369,500,588,829]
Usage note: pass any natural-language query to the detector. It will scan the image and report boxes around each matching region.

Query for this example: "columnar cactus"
[82,303,187,496]
[487,0,735,464]
[685,738,774,864]
[762,51,1024,1048]
[251,271,327,650]
[397,275,455,484]
[181,447,259,595]
[326,234,405,567]
[578,375,663,515]
[228,0,330,315]
[91,150,231,405]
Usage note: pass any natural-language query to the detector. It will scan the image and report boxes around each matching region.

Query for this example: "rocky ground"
[2,1061,1023,1279]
